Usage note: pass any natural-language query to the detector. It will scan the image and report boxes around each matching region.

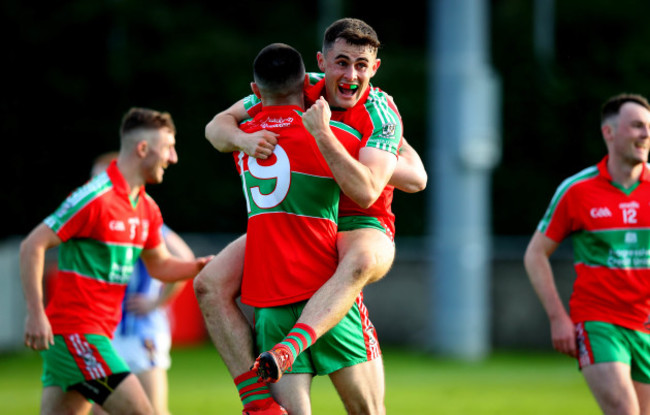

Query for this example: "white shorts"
[111,332,171,374]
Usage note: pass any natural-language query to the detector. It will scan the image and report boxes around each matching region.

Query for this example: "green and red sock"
[273,323,317,364]
[235,369,275,410]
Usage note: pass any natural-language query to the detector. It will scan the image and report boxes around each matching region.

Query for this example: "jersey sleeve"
[243,94,263,117]
[306,72,325,86]
[362,91,403,156]
[537,186,574,243]
[43,178,109,242]
[44,199,96,243]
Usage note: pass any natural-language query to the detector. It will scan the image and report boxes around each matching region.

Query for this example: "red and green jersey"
[538,156,650,332]
[242,72,403,239]
[236,105,362,307]
[44,160,164,337]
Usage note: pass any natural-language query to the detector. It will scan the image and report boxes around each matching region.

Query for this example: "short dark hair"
[323,18,380,54]
[601,93,650,125]
[253,43,305,96]
[120,107,176,138]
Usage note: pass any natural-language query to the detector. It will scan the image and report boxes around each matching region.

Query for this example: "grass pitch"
[0,343,598,414]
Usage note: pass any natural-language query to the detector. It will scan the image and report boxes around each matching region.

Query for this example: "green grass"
[0,344,599,414]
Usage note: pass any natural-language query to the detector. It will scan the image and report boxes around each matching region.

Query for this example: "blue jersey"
[115,224,171,339]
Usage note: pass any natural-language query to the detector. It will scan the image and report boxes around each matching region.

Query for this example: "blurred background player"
[524,93,650,415]
[20,107,212,415]
[89,152,196,415]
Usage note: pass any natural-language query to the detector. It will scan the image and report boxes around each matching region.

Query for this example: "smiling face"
[603,102,650,167]
[316,38,381,109]
[141,127,178,184]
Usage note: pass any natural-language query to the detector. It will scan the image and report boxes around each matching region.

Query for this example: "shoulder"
[243,94,262,114]
[550,165,600,202]
[143,192,162,212]
[306,72,325,86]
[357,86,402,128]
[366,86,398,111]
[44,173,113,231]
[58,173,113,215]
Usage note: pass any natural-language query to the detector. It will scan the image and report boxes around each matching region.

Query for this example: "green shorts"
[576,321,650,383]
[254,295,381,376]
[41,334,130,403]
[338,215,392,239]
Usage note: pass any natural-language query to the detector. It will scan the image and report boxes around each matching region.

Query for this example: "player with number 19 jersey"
[538,156,650,333]
[43,160,164,337]
[236,105,362,307]
[243,72,403,240]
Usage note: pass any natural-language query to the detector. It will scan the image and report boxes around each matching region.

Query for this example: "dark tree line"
[3,0,649,239]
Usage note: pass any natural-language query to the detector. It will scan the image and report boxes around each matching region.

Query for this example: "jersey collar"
[106,159,146,202]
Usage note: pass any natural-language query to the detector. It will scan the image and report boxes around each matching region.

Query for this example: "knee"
[193,268,237,306]
[193,270,213,304]
[350,252,377,282]
[600,396,637,415]
[348,250,392,286]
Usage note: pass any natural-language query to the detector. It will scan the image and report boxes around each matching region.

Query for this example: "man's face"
[142,127,178,184]
[317,38,381,109]
[606,102,650,165]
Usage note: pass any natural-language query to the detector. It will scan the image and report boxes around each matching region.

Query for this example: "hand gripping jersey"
[236,105,362,307]
[44,160,164,337]
[243,72,403,238]
[538,156,650,332]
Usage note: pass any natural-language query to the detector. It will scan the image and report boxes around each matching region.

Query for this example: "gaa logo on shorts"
[81,350,100,370]
[365,325,378,346]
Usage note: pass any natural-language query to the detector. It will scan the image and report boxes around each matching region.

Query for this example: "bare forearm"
[19,242,46,315]
[390,140,427,193]
[148,257,204,282]
[205,112,247,153]
[315,133,382,208]
[524,251,568,320]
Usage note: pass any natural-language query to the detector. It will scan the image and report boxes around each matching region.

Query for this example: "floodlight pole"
[427,0,501,359]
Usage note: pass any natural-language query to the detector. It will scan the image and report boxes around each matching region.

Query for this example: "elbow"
[204,124,224,152]
[19,238,31,261]
[357,199,374,210]
[204,118,232,153]
[523,244,538,272]
[408,172,428,193]
[391,170,428,194]
[19,235,39,261]
[523,251,532,270]
[351,191,380,209]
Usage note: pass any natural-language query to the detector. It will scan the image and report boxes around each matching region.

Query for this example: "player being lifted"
[194,18,426,414]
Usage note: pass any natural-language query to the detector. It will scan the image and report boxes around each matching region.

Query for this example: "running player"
[524,93,650,415]
[20,107,212,415]
[87,152,194,415]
